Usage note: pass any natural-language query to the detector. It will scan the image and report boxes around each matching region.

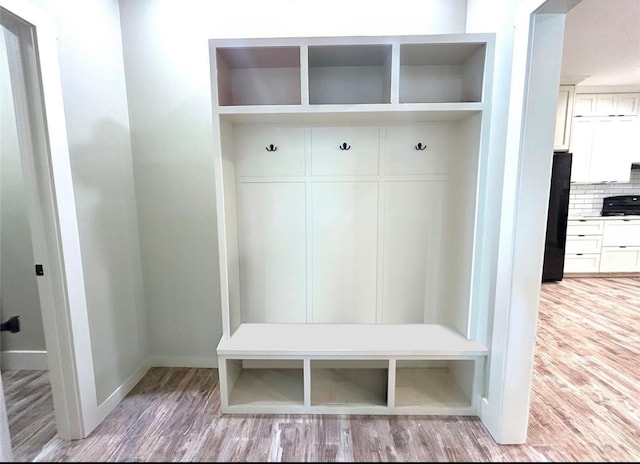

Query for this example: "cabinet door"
[588,118,620,181]
[602,220,640,246]
[613,117,639,174]
[554,86,574,151]
[595,94,617,116]
[385,124,454,175]
[589,117,636,182]
[564,254,600,273]
[569,117,595,182]
[311,127,379,176]
[573,94,597,116]
[570,117,636,183]
[599,247,640,272]
[238,183,307,323]
[382,181,445,323]
[312,182,378,323]
[615,94,639,116]
[566,219,604,236]
[235,125,305,177]
[565,236,602,254]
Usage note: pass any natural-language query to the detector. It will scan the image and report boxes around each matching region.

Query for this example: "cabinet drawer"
[565,236,602,254]
[384,124,454,175]
[311,127,379,176]
[235,125,305,177]
[602,220,640,246]
[566,219,604,236]
[599,246,640,272]
[564,254,600,273]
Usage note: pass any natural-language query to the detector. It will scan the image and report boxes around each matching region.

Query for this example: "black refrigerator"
[542,151,572,282]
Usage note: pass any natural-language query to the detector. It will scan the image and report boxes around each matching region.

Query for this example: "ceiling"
[561,0,640,87]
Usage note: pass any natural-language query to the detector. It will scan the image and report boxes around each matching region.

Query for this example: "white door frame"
[479,0,582,444]
[0,0,97,440]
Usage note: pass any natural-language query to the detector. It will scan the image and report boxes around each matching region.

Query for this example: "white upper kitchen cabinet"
[554,85,574,151]
[569,111,639,183]
[573,93,640,117]
[569,92,640,182]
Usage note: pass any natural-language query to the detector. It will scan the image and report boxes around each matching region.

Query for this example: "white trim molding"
[472,0,582,445]
[149,356,218,369]
[95,362,151,426]
[0,350,48,370]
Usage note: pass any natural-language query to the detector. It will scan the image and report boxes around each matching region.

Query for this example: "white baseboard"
[94,360,151,427]
[149,356,218,368]
[85,356,218,433]
[1,350,48,370]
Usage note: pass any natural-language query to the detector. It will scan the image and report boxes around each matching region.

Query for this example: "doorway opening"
[0,3,95,456]
[1,9,57,460]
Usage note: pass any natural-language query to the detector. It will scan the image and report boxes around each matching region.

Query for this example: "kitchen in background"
[542,90,640,282]
[545,88,640,279]
[542,0,640,281]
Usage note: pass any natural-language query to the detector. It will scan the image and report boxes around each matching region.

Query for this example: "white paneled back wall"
[569,169,640,217]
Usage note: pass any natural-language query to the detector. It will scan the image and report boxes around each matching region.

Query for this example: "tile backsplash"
[568,169,640,217]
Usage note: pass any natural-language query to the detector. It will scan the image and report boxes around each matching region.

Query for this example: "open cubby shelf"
[212,36,490,108]
[225,359,304,408]
[216,46,302,106]
[399,42,486,103]
[220,357,482,414]
[308,44,392,105]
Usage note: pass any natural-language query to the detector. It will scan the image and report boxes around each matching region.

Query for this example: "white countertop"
[568,215,640,220]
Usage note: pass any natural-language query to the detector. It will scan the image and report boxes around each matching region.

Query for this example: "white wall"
[117,0,468,365]
[0,29,46,354]
[26,0,147,403]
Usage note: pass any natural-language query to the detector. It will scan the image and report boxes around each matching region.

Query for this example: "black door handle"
[0,316,20,333]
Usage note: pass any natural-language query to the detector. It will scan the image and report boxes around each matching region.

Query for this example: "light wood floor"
[3,277,640,462]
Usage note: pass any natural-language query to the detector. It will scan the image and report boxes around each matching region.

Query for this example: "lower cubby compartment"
[310,360,389,407]
[394,360,476,410]
[225,359,304,407]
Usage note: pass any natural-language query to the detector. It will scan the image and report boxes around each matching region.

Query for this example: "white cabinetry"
[564,219,603,273]
[569,92,640,183]
[600,219,640,272]
[569,114,639,183]
[564,218,640,273]
[554,85,574,151]
[573,93,639,117]
[210,34,493,416]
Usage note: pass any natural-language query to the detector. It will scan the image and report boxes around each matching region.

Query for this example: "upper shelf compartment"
[215,46,301,106]
[399,42,486,104]
[308,44,392,105]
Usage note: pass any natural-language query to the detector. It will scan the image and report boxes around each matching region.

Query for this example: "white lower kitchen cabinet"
[564,253,601,273]
[564,218,640,274]
[564,219,603,273]
[599,247,640,272]
[602,219,640,246]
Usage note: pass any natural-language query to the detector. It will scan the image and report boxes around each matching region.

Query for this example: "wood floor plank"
[2,276,639,461]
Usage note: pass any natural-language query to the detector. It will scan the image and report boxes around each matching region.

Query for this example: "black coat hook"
[414,142,427,151]
[339,142,351,151]
[265,144,278,152]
